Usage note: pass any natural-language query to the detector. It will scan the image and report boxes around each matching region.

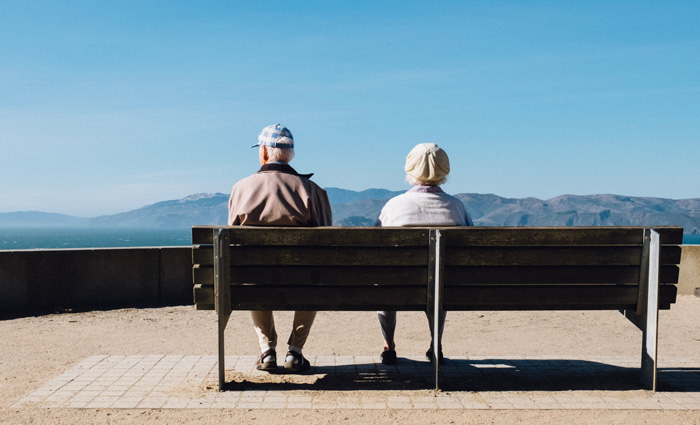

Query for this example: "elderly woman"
[375,143,473,365]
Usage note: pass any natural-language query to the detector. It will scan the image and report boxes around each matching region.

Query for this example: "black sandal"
[284,351,311,372]
[380,349,397,365]
[255,349,277,371]
[425,348,445,365]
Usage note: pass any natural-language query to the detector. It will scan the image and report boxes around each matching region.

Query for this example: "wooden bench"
[192,225,684,392]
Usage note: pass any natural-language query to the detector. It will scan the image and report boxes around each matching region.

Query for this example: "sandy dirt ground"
[1,296,699,424]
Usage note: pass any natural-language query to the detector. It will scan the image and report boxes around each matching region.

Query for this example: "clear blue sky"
[1,1,699,217]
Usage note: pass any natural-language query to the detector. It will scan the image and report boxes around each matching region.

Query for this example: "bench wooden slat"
[192,283,213,309]
[230,266,427,285]
[192,245,211,265]
[441,226,683,246]
[443,284,678,310]
[194,242,681,267]
[193,283,677,311]
[194,284,427,310]
[444,246,643,266]
[193,226,430,246]
[444,265,680,285]
[199,245,439,267]
[193,265,680,286]
[192,264,212,285]
[229,246,428,267]
[198,246,679,267]
[446,246,681,266]
[192,225,684,246]
[194,264,428,286]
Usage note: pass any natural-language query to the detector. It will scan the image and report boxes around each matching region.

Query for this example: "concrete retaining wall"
[1,245,698,317]
[0,247,192,316]
[679,245,700,296]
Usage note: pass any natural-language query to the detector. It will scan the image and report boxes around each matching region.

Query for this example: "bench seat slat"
[192,264,213,285]
[194,244,681,267]
[230,246,428,266]
[192,265,680,286]
[192,226,684,246]
[445,265,680,285]
[443,284,677,310]
[220,246,678,267]
[193,283,677,311]
[446,246,681,266]
[444,246,643,266]
[441,226,684,246]
[230,266,427,285]
[193,226,430,246]
[194,284,426,310]
[192,245,212,265]
[196,245,426,266]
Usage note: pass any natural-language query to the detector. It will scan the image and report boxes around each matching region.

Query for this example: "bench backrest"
[192,226,683,312]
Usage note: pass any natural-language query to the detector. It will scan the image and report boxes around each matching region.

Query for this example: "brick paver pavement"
[13,355,700,410]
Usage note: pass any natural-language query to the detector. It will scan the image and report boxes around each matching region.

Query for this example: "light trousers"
[251,310,317,352]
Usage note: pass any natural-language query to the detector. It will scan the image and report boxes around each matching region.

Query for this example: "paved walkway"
[13,355,700,410]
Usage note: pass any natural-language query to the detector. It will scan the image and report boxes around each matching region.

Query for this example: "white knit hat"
[404,143,450,183]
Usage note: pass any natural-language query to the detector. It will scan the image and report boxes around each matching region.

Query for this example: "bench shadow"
[221,358,700,393]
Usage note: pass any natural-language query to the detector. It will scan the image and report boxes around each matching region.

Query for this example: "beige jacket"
[228,163,333,227]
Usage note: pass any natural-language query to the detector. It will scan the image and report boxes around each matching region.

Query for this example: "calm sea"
[0,227,698,250]
[0,227,192,250]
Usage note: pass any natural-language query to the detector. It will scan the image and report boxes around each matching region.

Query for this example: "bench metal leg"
[427,229,444,391]
[622,228,661,391]
[214,229,232,391]
[217,311,231,391]
[639,229,661,391]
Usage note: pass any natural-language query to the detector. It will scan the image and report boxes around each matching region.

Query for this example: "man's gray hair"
[262,145,295,163]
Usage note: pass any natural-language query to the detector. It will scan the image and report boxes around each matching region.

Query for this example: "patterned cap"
[251,124,294,149]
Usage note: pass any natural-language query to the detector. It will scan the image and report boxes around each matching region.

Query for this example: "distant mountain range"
[1,188,699,234]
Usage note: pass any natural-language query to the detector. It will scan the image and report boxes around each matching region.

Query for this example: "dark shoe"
[255,349,277,371]
[380,349,397,365]
[426,348,445,365]
[284,351,311,372]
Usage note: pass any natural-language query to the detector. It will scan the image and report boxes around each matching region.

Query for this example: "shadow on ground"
[221,358,700,393]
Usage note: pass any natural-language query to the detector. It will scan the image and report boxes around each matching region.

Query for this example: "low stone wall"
[1,245,698,317]
[0,247,192,316]
[679,245,700,295]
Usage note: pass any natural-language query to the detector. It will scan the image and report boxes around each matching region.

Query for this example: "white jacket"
[376,186,473,227]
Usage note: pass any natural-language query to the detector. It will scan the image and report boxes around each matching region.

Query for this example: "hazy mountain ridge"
[90,193,229,228]
[458,193,700,233]
[325,188,404,204]
[1,188,699,234]
[0,211,90,227]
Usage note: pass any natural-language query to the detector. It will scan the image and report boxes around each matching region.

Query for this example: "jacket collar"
[408,185,444,193]
[258,162,314,179]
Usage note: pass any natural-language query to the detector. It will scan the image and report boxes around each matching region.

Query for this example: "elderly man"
[228,124,332,372]
[375,143,473,366]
